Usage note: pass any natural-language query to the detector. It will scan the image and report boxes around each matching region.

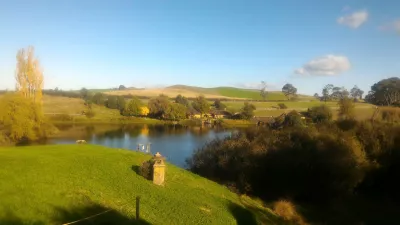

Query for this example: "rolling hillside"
[105,84,309,100]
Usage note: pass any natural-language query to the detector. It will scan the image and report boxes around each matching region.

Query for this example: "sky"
[0,0,399,95]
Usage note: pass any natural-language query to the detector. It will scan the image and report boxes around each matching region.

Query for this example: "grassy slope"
[0,145,285,225]
[42,95,161,124]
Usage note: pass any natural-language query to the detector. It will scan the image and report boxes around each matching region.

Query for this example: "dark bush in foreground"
[187,122,400,205]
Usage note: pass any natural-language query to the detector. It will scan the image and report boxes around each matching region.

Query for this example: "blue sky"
[0,0,399,95]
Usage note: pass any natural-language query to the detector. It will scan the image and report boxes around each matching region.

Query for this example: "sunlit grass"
[0,145,286,224]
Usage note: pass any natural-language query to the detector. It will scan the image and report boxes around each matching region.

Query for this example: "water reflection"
[49,124,233,167]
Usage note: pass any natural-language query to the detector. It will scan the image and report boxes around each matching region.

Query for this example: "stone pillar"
[152,152,165,186]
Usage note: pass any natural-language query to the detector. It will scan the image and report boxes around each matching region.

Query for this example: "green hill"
[0,145,285,225]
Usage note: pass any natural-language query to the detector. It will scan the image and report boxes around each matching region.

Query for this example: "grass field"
[0,145,287,225]
[223,100,376,119]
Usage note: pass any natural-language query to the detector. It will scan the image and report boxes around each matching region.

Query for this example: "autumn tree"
[282,83,297,100]
[15,46,44,103]
[192,95,210,117]
[0,94,55,142]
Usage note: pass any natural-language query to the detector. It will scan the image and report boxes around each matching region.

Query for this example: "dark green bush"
[307,105,332,123]
[188,122,400,205]
[139,160,154,180]
[278,103,288,109]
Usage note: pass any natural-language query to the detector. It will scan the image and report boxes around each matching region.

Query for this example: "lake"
[43,124,235,168]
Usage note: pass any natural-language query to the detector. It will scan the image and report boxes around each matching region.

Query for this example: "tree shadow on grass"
[228,202,257,225]
[0,210,44,225]
[53,203,151,225]
[131,165,140,175]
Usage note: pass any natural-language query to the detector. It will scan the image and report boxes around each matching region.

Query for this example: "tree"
[260,81,268,101]
[240,102,256,120]
[148,95,171,118]
[164,104,187,121]
[15,46,44,103]
[118,85,127,90]
[80,88,89,100]
[214,99,226,110]
[106,96,118,109]
[322,84,333,102]
[331,86,349,100]
[117,96,126,110]
[122,97,144,116]
[282,83,297,100]
[365,77,400,106]
[313,93,320,100]
[175,94,190,107]
[0,94,54,142]
[192,95,210,117]
[350,85,364,100]
[338,97,355,120]
[92,93,106,105]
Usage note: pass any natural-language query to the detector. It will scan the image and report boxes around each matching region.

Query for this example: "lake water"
[44,124,234,168]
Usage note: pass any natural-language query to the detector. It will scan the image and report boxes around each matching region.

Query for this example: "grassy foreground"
[0,145,285,225]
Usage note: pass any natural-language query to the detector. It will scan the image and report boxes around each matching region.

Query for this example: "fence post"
[136,196,140,220]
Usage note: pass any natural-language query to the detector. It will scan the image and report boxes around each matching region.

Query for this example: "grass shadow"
[0,210,44,225]
[228,202,257,225]
[53,203,151,225]
[131,165,140,175]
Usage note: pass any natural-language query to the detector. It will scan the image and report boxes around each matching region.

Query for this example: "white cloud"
[380,19,400,34]
[294,55,351,76]
[337,10,368,28]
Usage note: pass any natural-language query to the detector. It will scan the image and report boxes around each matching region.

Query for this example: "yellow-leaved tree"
[0,46,56,144]
[15,46,44,104]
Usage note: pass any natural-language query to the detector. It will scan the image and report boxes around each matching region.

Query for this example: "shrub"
[283,110,304,127]
[273,200,306,225]
[307,105,332,123]
[278,103,288,109]
[139,160,154,180]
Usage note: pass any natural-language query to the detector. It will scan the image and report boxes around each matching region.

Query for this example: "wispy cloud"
[342,6,351,12]
[337,10,368,28]
[294,55,351,76]
[379,19,400,34]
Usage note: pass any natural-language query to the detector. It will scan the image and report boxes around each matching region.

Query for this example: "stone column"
[152,152,165,186]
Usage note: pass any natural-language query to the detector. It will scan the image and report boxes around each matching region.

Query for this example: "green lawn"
[0,145,286,225]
